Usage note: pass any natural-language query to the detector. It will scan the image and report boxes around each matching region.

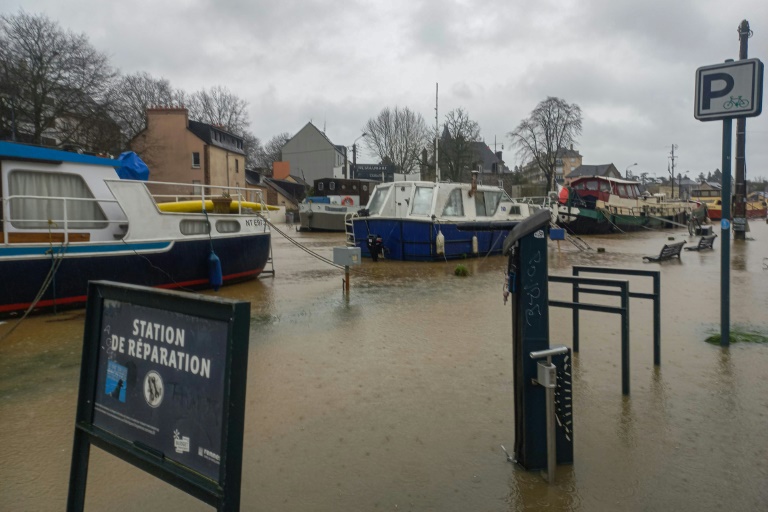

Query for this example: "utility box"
[333,247,361,266]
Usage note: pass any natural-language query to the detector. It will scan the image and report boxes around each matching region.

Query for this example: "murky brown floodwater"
[2,220,767,511]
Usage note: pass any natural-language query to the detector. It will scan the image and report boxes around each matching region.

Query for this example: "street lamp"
[351,133,367,179]
[625,162,637,179]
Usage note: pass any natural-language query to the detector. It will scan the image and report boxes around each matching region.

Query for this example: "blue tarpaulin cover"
[115,151,150,180]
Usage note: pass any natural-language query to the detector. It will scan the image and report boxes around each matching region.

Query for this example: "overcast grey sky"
[7,0,768,180]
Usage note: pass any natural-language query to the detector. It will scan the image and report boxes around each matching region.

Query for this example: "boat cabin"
[0,143,130,244]
[568,176,645,208]
[307,178,378,208]
[364,181,522,220]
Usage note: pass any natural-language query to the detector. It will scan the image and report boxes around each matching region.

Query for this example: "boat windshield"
[442,189,464,217]
[367,186,389,215]
[411,186,433,215]
[476,191,502,216]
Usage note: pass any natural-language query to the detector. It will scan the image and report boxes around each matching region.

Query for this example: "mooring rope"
[265,217,379,276]
[0,227,68,343]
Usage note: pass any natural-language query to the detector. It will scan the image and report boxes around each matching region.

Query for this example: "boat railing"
[114,179,270,218]
[602,201,696,217]
[1,194,127,246]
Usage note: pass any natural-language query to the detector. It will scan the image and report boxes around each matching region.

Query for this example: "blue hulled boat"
[346,177,540,261]
[0,142,272,316]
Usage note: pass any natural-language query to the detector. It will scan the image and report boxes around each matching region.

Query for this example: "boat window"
[8,170,108,229]
[329,182,336,191]
[317,183,324,191]
[476,191,502,216]
[508,205,521,215]
[216,220,241,233]
[367,187,388,214]
[180,219,211,235]
[442,189,464,217]
[617,185,627,196]
[600,181,611,192]
[626,186,636,198]
[586,180,598,191]
[412,187,433,215]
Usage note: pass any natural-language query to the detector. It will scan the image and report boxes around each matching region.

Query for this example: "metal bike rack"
[548,275,631,395]
[572,266,661,366]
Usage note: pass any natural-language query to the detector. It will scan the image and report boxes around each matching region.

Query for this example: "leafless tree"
[257,132,291,172]
[363,106,430,174]
[0,11,115,150]
[107,71,178,142]
[438,108,481,182]
[187,85,249,135]
[509,96,582,192]
[241,130,263,169]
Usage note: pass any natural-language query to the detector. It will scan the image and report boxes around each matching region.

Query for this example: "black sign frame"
[67,281,250,511]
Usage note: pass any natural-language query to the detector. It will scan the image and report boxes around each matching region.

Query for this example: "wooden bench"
[642,241,686,262]
[684,234,717,251]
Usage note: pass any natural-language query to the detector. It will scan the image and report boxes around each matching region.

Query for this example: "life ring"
[341,196,354,206]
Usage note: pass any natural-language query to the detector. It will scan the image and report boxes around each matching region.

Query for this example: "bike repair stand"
[502,209,573,483]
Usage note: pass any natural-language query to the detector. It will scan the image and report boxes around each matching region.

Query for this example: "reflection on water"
[1,222,768,511]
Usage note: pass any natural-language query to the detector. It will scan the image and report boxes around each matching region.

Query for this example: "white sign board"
[694,58,763,121]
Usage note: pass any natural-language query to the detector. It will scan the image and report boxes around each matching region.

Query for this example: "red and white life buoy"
[341,196,354,206]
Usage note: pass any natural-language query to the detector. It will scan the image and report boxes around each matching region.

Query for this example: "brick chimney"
[146,106,189,128]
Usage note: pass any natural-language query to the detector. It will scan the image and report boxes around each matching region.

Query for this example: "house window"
[192,152,200,168]
[192,180,202,195]
[235,160,239,173]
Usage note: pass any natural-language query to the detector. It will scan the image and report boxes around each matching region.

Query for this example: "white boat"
[0,142,272,317]
[298,178,378,232]
[347,175,539,261]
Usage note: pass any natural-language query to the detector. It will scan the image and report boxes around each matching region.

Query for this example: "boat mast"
[435,83,440,183]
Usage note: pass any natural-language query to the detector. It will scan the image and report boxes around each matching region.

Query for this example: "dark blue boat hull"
[0,234,270,316]
[351,218,511,261]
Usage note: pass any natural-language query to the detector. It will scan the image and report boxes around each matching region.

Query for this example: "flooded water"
[2,220,768,511]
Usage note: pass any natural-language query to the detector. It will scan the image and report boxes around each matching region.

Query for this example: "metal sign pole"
[721,119,732,346]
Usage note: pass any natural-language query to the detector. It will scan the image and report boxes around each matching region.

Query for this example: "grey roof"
[188,120,245,155]
[568,164,620,178]
[557,147,581,158]
[286,122,346,158]
[263,177,305,205]
[472,142,510,173]
[245,169,263,186]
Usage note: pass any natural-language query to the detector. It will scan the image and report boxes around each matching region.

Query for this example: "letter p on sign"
[695,58,764,121]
